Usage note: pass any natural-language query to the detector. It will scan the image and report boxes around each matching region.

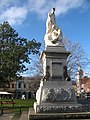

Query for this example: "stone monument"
[33,8,82,113]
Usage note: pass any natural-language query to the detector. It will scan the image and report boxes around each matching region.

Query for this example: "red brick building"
[80,78,90,93]
[76,65,90,97]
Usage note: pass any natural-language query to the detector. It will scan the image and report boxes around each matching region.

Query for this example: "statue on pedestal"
[44,8,63,47]
[31,8,82,115]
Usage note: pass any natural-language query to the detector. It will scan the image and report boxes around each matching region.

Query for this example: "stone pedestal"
[33,46,82,113]
[41,46,70,81]
[34,81,82,113]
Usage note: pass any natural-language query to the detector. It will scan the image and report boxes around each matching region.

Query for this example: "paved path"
[19,111,28,120]
[0,113,14,120]
[0,111,28,120]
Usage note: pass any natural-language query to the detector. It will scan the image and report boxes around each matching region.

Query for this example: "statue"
[63,66,71,81]
[44,8,63,47]
[43,66,50,81]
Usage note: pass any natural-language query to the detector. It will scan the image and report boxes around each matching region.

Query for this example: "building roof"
[80,78,90,84]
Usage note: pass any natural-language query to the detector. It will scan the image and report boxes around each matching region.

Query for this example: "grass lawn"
[0,99,35,113]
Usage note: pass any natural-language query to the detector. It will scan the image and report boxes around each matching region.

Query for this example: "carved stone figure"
[43,66,50,81]
[63,66,71,81]
[44,8,63,46]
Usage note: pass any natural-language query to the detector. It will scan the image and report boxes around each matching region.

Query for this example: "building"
[0,81,16,98]
[0,76,41,99]
[76,65,90,97]
[16,77,41,99]
[80,77,90,93]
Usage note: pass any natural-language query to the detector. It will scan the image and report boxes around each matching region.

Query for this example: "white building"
[16,77,41,99]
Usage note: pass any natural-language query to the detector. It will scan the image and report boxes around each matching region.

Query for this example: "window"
[12,84,14,88]
[24,84,26,88]
[29,84,31,88]
[18,82,21,88]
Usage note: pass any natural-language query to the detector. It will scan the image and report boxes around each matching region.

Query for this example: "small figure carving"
[63,66,71,81]
[43,66,50,81]
[44,8,63,46]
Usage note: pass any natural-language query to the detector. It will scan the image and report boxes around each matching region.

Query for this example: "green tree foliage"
[0,21,41,87]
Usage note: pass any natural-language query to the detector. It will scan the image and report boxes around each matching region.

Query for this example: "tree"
[0,21,41,88]
[62,38,90,80]
[29,54,43,77]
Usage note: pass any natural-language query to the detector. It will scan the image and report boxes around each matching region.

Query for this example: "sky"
[0,0,90,76]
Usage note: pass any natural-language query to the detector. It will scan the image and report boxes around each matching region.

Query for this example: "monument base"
[34,102,82,113]
[28,108,90,120]
[34,81,82,113]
